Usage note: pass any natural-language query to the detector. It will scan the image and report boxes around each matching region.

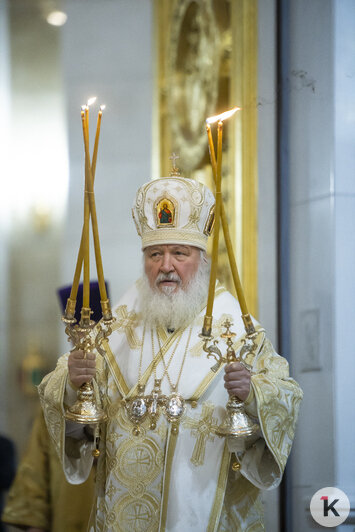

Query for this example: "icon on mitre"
[156,198,175,227]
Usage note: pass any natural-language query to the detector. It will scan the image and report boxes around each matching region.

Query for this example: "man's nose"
[160,252,174,273]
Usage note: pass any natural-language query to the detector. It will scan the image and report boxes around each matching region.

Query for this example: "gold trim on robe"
[39,281,302,531]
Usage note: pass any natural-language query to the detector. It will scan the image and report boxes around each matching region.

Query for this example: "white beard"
[139,257,210,330]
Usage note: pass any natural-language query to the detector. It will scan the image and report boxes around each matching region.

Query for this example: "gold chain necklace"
[156,326,192,393]
[125,323,148,433]
[137,322,147,385]
[150,325,193,428]
[151,327,184,388]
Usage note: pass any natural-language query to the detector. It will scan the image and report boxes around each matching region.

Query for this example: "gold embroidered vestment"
[38,282,303,531]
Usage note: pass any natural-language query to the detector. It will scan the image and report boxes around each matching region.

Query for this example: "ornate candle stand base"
[200,320,263,440]
[62,306,115,425]
[215,396,258,437]
[65,381,106,424]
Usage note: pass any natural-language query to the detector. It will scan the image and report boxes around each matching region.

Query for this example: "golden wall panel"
[153,0,258,317]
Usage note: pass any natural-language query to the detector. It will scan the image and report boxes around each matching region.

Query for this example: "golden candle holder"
[200,320,263,439]
[62,309,115,425]
[61,98,115,425]
[201,107,253,339]
[198,106,265,439]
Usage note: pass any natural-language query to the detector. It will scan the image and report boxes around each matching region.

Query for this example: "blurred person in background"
[2,282,107,532]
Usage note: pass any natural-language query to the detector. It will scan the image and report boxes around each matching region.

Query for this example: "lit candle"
[203,107,247,336]
[206,107,240,125]
[206,119,255,334]
[81,109,91,309]
[68,104,103,306]
[66,102,110,322]
[92,105,105,178]
[204,121,223,334]
[66,105,92,314]
[90,105,112,320]
[85,96,97,143]
[81,106,108,305]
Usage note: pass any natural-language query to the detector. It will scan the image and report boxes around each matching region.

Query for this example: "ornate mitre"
[132,174,215,251]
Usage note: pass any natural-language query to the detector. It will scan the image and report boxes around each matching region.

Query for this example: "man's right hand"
[68,350,96,388]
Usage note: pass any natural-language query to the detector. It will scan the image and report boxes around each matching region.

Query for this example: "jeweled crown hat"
[132,160,215,251]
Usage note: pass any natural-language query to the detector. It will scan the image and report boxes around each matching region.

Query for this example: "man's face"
[144,244,201,294]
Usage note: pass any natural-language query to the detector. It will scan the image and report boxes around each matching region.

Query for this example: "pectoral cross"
[146,379,166,430]
[183,403,219,466]
[149,391,160,416]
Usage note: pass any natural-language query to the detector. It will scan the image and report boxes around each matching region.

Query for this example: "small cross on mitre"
[169,152,181,177]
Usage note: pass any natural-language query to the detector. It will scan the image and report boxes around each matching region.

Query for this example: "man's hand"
[68,350,96,388]
[224,361,251,401]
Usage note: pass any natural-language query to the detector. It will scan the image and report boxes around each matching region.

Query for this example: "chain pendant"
[146,379,166,429]
[126,382,186,432]
[126,384,148,435]
[164,392,186,423]
[128,396,148,422]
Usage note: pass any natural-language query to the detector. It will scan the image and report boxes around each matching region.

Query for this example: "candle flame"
[100,104,106,111]
[206,107,240,124]
[87,96,97,106]
[81,105,86,112]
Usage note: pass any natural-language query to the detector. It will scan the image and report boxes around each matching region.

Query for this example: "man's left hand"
[224,362,251,401]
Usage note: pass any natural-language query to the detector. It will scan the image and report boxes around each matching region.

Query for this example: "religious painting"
[153,0,259,316]
[155,198,176,228]
[167,0,220,171]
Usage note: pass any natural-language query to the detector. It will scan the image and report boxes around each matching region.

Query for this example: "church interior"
[0,0,354,530]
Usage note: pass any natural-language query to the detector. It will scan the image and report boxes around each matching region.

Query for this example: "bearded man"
[39,175,302,532]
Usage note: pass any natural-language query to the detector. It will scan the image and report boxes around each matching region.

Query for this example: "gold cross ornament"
[112,305,142,349]
[183,402,219,466]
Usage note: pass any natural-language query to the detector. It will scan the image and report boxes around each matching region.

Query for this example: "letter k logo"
[311,487,349,526]
[321,496,340,517]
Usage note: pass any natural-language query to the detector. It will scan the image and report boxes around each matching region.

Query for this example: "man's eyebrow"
[146,246,162,253]
[170,245,190,252]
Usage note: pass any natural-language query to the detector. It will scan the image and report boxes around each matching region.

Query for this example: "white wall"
[257,1,280,530]
[288,0,355,529]
[289,1,335,528]
[334,0,355,523]
[3,0,67,453]
[59,0,153,314]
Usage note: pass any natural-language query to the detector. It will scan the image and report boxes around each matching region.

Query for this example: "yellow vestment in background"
[2,409,94,532]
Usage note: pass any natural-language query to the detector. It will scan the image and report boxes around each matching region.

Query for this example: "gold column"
[231,0,259,317]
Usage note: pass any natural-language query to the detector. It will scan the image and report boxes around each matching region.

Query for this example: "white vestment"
[39,281,303,531]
